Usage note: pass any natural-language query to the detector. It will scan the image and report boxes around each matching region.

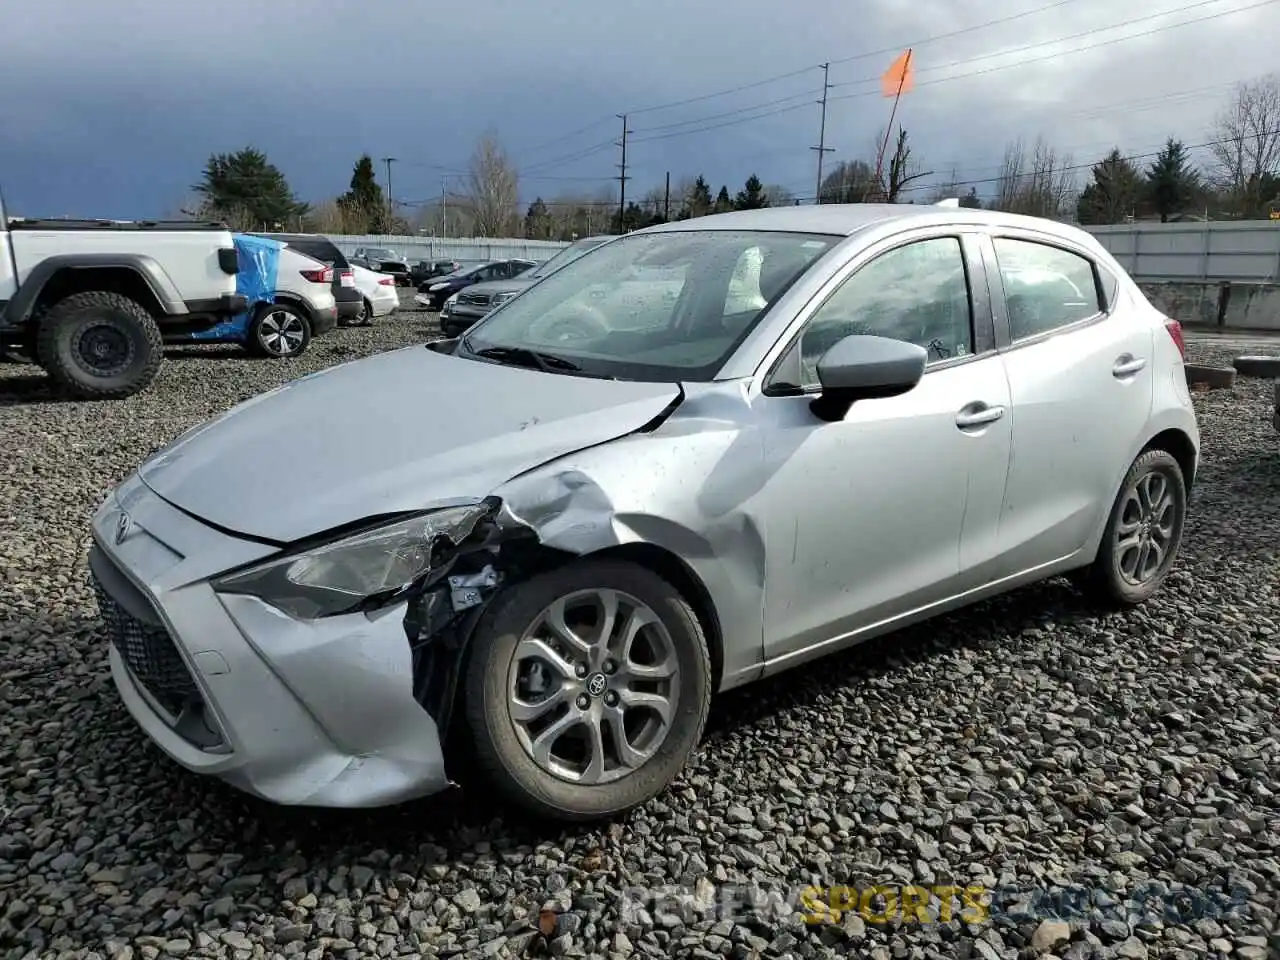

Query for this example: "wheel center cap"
[585,672,608,698]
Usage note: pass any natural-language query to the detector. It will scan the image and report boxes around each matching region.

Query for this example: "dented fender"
[490,381,770,692]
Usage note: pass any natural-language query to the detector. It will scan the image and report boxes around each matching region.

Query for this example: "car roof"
[253,233,350,265]
[641,203,1094,243]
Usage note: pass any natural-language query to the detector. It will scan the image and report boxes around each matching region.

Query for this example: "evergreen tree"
[524,198,552,239]
[734,174,769,210]
[713,186,734,213]
[1145,138,1200,222]
[193,146,307,230]
[1076,148,1143,225]
[959,186,982,208]
[338,155,388,233]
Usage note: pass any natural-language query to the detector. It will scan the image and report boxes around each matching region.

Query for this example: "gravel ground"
[0,306,1276,960]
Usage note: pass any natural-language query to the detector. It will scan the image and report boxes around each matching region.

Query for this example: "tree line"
[184,73,1280,237]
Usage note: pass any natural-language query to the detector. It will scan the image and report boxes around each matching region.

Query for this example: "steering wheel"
[532,306,610,343]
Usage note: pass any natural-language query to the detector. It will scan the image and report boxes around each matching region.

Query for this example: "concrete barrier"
[1138,281,1280,332]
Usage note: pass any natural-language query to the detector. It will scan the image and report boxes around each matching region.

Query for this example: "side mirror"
[811,334,927,421]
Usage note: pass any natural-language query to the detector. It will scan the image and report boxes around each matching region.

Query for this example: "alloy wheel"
[258,310,306,356]
[1114,469,1178,585]
[506,588,680,785]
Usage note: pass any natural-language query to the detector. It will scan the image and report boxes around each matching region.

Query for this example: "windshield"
[528,238,608,279]
[461,229,839,382]
[366,248,396,259]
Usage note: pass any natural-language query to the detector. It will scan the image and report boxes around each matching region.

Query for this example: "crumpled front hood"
[137,345,681,543]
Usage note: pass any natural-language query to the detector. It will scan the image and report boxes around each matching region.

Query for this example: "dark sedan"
[351,246,412,286]
[438,237,612,337]
[409,259,462,287]
[414,258,537,311]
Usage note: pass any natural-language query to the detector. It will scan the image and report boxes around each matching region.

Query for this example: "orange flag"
[881,49,914,98]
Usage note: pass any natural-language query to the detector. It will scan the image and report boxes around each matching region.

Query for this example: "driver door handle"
[955,403,1006,429]
[1113,355,1148,377]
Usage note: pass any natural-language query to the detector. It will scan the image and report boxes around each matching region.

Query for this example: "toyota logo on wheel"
[586,673,608,698]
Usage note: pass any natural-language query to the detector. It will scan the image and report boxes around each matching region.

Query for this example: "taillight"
[300,267,334,284]
[339,269,355,288]
[378,276,395,286]
[1164,318,1186,360]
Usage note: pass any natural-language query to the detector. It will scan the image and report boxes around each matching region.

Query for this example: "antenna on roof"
[935,197,961,208]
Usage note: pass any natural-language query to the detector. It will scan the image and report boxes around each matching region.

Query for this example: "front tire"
[247,303,311,358]
[36,291,163,400]
[357,299,373,326]
[464,559,711,822]
[1079,449,1187,607]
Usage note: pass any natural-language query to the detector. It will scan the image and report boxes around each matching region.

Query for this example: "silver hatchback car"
[91,205,1198,821]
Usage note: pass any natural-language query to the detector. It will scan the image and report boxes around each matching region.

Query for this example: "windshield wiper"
[472,345,582,373]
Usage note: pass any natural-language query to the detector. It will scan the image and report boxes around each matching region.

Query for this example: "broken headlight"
[212,503,493,620]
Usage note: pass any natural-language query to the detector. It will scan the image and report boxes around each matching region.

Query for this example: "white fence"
[323,234,570,265]
[1086,220,1280,283]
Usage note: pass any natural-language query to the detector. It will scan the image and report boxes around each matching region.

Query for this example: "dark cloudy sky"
[1,0,1275,220]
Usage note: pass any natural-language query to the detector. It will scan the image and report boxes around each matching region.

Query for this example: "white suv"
[244,247,339,358]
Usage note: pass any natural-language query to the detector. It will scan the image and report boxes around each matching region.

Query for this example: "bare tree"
[464,131,520,237]
[879,127,932,202]
[1208,73,1280,217]
[993,136,1076,218]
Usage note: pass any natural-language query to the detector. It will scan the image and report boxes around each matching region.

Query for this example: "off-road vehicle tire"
[36,291,163,400]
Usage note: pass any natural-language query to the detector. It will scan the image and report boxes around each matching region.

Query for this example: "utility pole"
[811,63,833,204]
[664,171,671,221]
[616,114,631,231]
[381,157,397,229]
[440,176,448,239]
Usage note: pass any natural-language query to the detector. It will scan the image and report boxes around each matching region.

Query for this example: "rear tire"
[464,559,711,822]
[357,299,373,326]
[1078,449,1187,608]
[1231,355,1280,379]
[247,303,311,358]
[36,291,163,400]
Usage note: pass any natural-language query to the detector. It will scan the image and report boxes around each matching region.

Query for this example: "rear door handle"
[1113,355,1148,377]
[955,404,1006,429]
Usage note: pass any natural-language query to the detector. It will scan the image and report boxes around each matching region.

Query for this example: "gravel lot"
[0,300,1276,960]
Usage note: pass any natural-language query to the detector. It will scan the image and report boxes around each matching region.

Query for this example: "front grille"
[92,573,198,717]
[458,292,490,306]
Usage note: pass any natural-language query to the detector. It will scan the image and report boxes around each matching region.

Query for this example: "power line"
[828,0,1277,98]
[384,1,1266,189]
[521,138,619,175]
[902,126,1280,194]
[621,0,1084,117]
[630,89,822,136]
[615,0,1275,152]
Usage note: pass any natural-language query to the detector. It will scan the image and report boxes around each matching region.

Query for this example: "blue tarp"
[191,233,282,341]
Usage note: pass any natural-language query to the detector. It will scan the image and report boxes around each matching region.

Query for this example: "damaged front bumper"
[90,475,474,808]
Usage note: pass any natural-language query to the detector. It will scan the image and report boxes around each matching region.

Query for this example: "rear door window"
[991,237,1103,341]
